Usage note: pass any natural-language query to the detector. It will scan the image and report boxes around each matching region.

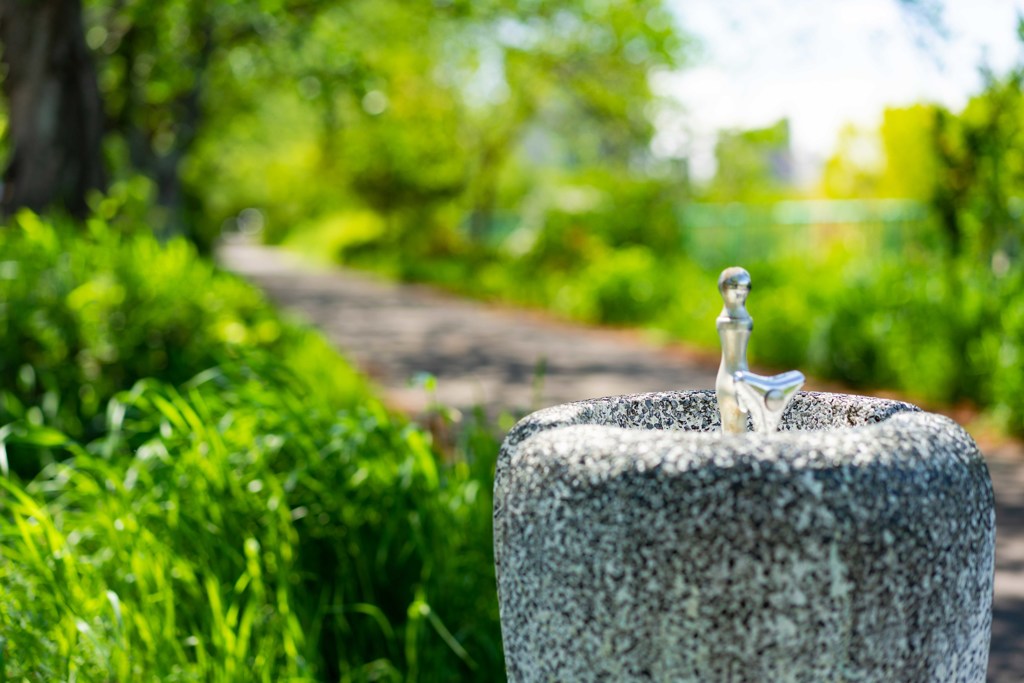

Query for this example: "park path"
[219,240,1023,681]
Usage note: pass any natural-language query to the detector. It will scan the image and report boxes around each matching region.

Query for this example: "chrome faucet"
[715,267,804,434]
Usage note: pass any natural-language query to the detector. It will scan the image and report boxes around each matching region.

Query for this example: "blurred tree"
[819,22,1024,267]
[0,0,105,218]
[87,0,216,237]
[182,0,688,251]
[0,0,331,236]
[449,0,687,240]
[331,3,470,250]
[879,105,939,199]
[706,119,793,201]
[821,123,882,199]
[822,106,939,202]
[1,0,687,248]
[931,63,1024,263]
[84,1,338,242]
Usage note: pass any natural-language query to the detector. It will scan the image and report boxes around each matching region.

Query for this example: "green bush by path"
[0,210,326,451]
[316,225,1024,434]
[0,215,503,680]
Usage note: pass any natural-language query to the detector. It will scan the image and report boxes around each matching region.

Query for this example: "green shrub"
[552,247,670,325]
[0,214,503,680]
[0,211,330,456]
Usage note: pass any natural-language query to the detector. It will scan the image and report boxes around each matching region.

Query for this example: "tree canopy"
[0,0,689,249]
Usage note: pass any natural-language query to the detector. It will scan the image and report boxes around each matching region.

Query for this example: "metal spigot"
[715,267,804,434]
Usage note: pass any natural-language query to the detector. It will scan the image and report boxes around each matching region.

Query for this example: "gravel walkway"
[219,240,1024,681]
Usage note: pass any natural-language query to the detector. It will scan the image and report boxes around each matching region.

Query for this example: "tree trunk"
[0,0,105,218]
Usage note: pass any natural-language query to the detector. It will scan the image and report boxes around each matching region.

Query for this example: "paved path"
[220,241,1024,681]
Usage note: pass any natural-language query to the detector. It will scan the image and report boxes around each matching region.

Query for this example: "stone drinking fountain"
[494,267,994,682]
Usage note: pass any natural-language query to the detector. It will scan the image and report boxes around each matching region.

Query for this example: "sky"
[655,0,1024,183]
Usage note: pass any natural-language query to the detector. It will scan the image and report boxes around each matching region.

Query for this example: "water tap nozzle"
[715,267,805,434]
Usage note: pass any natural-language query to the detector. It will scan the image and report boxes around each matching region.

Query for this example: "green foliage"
[822,107,941,202]
[552,246,670,324]
[705,119,795,202]
[0,210,312,451]
[0,214,502,679]
[68,0,692,249]
[176,0,688,245]
[931,66,1024,262]
[83,0,346,242]
[538,170,686,254]
[879,105,942,200]
[821,123,884,199]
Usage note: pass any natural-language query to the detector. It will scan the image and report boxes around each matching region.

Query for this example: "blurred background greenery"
[6,0,1024,424]
[1,0,1023,678]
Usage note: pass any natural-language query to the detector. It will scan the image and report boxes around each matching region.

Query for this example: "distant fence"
[462,198,934,265]
[679,199,931,266]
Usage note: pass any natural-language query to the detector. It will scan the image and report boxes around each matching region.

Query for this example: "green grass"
[0,214,504,681]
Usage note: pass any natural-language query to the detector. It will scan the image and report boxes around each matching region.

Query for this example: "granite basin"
[494,390,995,683]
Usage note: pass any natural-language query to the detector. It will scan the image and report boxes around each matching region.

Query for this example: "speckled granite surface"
[494,391,995,682]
